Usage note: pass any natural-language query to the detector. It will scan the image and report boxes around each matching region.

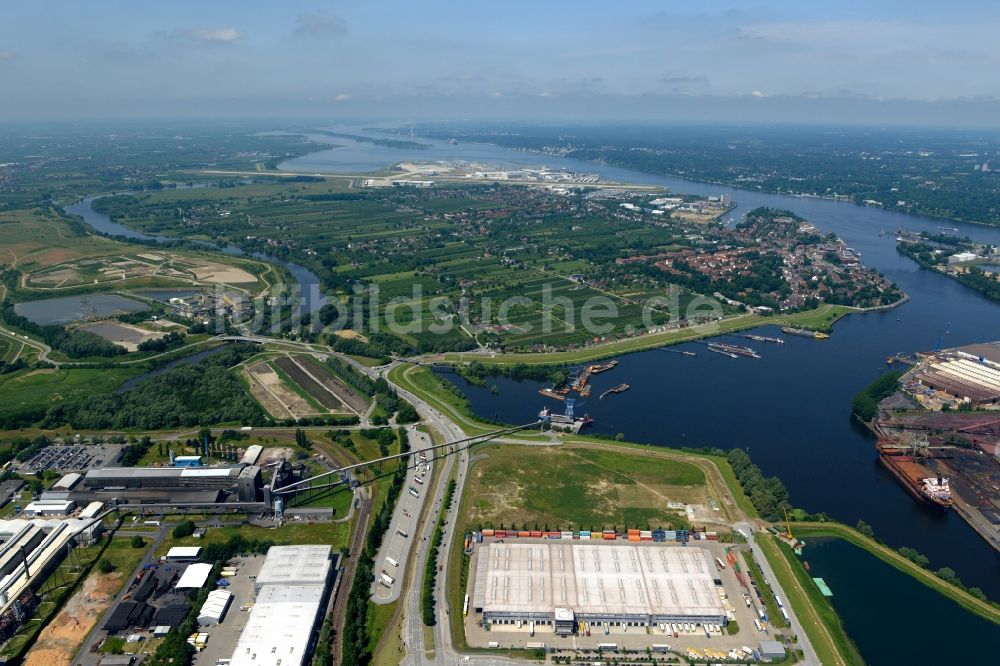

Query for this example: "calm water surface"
[281,128,1000,599]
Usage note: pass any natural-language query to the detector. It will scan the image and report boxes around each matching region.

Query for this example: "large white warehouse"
[471,542,727,631]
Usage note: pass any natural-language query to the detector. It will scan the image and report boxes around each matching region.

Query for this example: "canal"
[803,537,1000,663]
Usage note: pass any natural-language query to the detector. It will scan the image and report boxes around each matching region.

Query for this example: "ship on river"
[782,326,830,340]
[877,443,953,511]
[741,333,785,344]
[708,342,760,359]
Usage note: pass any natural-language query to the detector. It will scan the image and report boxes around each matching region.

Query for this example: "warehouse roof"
[166,546,202,559]
[475,543,725,619]
[198,589,232,624]
[175,563,213,589]
[230,585,325,666]
[240,444,263,465]
[255,545,332,588]
[85,466,245,481]
[53,472,83,491]
[80,501,104,519]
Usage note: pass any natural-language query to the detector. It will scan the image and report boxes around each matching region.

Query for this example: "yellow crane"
[783,506,794,541]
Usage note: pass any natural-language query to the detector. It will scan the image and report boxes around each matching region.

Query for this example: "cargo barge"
[538,388,566,401]
[599,383,630,399]
[877,444,952,510]
[741,334,784,344]
[708,342,760,359]
[707,346,738,359]
[782,326,830,340]
[587,360,619,374]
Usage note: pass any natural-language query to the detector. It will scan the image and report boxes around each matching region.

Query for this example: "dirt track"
[24,570,122,666]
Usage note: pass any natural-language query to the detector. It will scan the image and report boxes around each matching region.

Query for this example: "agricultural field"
[78,180,742,353]
[461,443,704,531]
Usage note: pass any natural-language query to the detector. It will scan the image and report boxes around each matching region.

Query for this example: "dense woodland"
[41,345,265,429]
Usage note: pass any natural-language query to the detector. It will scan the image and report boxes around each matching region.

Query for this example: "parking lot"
[192,554,265,666]
[372,427,433,603]
[18,444,124,474]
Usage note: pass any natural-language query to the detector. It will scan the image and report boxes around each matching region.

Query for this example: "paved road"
[739,522,819,666]
[372,426,433,604]
[75,520,168,666]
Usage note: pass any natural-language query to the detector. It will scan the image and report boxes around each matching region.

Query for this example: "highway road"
[372,426,433,604]
[738,522,820,666]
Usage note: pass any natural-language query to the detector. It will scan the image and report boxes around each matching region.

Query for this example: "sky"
[2,0,1000,125]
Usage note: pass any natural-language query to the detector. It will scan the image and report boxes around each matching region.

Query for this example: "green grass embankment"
[791,522,1000,625]
[440,304,853,366]
[755,534,861,666]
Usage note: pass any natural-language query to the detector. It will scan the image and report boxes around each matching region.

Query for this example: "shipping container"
[547,531,561,538]
[518,531,530,538]
[561,531,574,539]
[579,530,591,537]
[529,530,542,538]
[627,534,640,542]
[482,529,495,537]
[603,532,616,540]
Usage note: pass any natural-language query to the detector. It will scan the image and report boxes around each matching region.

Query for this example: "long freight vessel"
[781,326,830,340]
[876,443,953,510]
[587,360,619,374]
[708,342,760,359]
[599,383,630,399]
[741,334,784,344]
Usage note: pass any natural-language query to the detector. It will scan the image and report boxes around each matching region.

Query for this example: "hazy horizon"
[3,1,1000,126]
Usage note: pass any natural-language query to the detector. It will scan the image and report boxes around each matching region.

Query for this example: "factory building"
[253,544,333,593]
[229,545,337,666]
[22,500,75,516]
[471,543,727,631]
[48,465,263,506]
[0,516,105,642]
[914,342,1000,406]
[172,455,203,468]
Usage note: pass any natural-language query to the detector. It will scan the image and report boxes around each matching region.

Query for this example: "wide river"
[281,129,1000,609]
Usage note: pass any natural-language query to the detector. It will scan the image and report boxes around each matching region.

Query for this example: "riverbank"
[438,303,858,365]
[791,522,1000,625]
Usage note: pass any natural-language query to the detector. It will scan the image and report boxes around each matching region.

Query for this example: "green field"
[462,443,702,531]
[0,366,141,412]
[154,521,352,557]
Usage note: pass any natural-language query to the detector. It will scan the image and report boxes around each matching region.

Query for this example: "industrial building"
[22,499,75,516]
[914,342,1000,406]
[42,464,264,506]
[175,562,213,590]
[470,543,727,631]
[229,545,336,666]
[0,516,105,642]
[166,546,202,563]
[253,544,333,592]
[172,455,203,468]
[197,589,233,625]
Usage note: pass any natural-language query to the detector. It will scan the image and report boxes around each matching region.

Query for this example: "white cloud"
[750,90,768,97]
[0,49,13,61]
[295,13,346,35]
[334,93,351,101]
[180,28,240,43]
